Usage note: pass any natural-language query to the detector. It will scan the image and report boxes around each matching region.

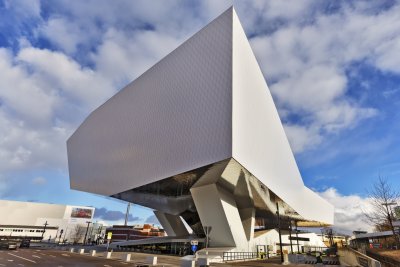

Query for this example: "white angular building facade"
[67,7,333,252]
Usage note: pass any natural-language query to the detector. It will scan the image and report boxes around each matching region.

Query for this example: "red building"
[106,224,165,242]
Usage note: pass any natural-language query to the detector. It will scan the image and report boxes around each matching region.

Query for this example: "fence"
[222,252,258,261]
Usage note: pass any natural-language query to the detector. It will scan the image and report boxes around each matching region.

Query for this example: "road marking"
[39,253,46,256]
[18,264,25,266]
[61,253,70,257]
[7,253,37,264]
[104,265,112,267]
[8,259,14,261]
[0,264,5,266]
[32,255,41,259]
[50,255,56,258]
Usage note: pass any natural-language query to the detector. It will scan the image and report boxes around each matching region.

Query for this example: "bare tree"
[71,225,86,244]
[364,177,399,245]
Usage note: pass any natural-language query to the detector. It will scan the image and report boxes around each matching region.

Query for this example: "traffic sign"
[190,240,198,245]
[191,245,198,252]
[107,232,112,240]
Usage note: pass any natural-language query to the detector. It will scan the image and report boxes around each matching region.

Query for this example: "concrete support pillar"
[154,211,189,237]
[191,183,248,249]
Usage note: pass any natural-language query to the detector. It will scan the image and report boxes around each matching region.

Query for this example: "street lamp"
[276,202,284,263]
[41,221,49,240]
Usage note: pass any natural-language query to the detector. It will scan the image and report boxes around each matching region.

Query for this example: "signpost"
[191,240,198,254]
[106,232,112,251]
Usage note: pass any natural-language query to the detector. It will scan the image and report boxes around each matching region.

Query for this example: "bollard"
[198,258,210,267]
[146,256,157,265]
[79,248,85,254]
[105,251,112,259]
[69,248,75,253]
[125,253,131,262]
[282,253,290,265]
[90,250,96,256]
[181,259,195,267]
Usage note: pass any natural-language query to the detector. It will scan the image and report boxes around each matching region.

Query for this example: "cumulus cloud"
[32,176,46,185]
[247,2,400,152]
[318,187,373,233]
[0,0,399,222]
[94,207,141,222]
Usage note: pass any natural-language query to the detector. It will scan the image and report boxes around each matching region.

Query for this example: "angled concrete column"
[154,211,189,237]
[191,183,249,250]
[238,207,255,241]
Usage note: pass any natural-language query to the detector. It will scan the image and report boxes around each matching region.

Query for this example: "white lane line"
[32,255,41,259]
[0,263,5,266]
[50,255,56,258]
[7,253,36,264]
[61,253,70,257]
[104,265,112,267]
[18,264,25,266]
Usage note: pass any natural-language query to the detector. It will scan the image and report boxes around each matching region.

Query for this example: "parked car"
[0,242,8,250]
[8,242,17,250]
[19,239,30,248]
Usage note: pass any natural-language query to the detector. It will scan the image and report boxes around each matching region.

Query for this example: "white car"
[8,242,17,250]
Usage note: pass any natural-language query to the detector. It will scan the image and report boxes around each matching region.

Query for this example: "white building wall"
[231,8,333,225]
[0,200,94,242]
[68,8,234,196]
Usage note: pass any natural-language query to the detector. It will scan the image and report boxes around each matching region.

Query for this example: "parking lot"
[0,248,169,267]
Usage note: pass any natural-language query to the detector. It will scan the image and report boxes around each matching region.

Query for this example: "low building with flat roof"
[0,199,95,243]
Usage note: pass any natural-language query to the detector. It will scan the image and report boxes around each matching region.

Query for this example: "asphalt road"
[0,248,135,267]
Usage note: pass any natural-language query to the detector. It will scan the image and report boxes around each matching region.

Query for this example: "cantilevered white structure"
[67,7,333,252]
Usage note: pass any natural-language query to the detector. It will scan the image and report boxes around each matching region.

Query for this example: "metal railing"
[223,251,258,261]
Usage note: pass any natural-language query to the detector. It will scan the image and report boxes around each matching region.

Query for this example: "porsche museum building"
[67,7,333,254]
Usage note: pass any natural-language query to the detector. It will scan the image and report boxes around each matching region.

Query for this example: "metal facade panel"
[68,9,233,196]
[231,10,333,224]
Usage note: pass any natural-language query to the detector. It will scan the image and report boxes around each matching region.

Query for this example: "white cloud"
[0,1,399,202]
[92,28,180,86]
[284,124,322,153]
[318,188,373,233]
[248,3,400,153]
[32,176,46,185]
[38,17,90,54]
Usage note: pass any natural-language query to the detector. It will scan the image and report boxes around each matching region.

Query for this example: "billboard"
[70,208,93,219]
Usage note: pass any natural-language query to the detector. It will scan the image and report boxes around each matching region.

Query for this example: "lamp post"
[41,221,49,240]
[83,221,91,245]
[276,202,284,263]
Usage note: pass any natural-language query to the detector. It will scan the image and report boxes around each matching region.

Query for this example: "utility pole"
[295,220,300,253]
[41,221,49,240]
[276,202,284,263]
[83,221,91,245]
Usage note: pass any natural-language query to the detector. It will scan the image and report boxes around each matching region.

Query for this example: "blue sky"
[0,0,399,233]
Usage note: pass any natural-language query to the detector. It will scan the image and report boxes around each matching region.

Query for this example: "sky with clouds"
[0,0,400,234]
